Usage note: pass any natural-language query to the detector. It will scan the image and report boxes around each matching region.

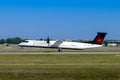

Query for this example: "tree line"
[0,37,24,44]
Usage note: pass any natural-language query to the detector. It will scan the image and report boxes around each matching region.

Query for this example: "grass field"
[0,54,119,80]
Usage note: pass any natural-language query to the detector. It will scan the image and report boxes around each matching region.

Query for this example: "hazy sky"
[0,0,120,40]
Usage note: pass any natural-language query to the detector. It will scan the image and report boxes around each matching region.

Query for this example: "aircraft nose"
[18,43,23,46]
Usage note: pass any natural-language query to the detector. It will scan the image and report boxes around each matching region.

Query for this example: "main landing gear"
[58,47,62,52]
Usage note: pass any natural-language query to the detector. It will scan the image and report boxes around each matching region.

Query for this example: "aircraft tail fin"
[91,32,107,45]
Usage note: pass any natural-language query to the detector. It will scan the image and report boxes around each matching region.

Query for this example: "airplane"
[18,32,107,51]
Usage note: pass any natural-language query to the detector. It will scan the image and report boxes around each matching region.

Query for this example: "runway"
[0,52,120,54]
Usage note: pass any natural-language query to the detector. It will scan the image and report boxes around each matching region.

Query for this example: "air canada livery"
[18,32,107,50]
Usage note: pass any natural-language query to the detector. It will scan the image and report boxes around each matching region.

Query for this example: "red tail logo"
[96,37,103,44]
[91,32,107,45]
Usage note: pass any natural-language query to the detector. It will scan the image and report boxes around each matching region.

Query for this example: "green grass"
[0,54,120,80]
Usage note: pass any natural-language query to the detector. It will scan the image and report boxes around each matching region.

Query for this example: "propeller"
[47,37,50,47]
[47,37,50,43]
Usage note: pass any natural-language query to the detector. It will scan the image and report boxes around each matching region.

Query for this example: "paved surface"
[0,52,120,54]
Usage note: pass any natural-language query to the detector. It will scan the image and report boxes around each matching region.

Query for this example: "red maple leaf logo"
[96,37,103,44]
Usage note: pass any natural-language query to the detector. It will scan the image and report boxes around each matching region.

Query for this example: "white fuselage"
[18,40,102,49]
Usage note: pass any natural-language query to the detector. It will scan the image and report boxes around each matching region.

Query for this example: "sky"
[0,0,120,40]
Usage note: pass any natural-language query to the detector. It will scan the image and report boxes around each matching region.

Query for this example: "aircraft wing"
[50,40,63,48]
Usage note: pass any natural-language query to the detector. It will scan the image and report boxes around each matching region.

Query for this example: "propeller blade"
[47,37,50,44]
